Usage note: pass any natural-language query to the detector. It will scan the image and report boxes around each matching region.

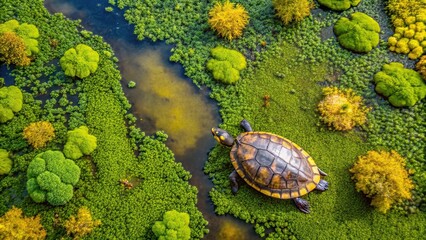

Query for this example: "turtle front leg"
[294,198,310,214]
[240,119,253,132]
[229,170,240,194]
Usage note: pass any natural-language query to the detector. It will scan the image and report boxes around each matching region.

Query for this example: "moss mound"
[334,12,380,53]
[318,0,361,11]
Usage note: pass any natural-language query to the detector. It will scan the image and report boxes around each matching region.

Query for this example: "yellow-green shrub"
[208,0,249,41]
[0,19,39,57]
[206,46,246,84]
[317,87,370,131]
[0,32,30,66]
[350,150,414,213]
[272,0,314,25]
[63,126,97,160]
[23,121,55,149]
[64,206,101,239]
[387,0,426,59]
[0,85,23,123]
[0,206,46,240]
[0,149,12,175]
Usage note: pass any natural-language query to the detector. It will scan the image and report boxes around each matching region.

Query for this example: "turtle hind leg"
[240,119,253,132]
[294,198,310,214]
[315,179,328,191]
[229,170,240,194]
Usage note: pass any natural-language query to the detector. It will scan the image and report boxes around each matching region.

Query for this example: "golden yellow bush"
[317,87,370,131]
[415,55,426,79]
[23,121,55,149]
[64,206,101,239]
[0,32,30,66]
[387,0,426,59]
[350,150,414,213]
[208,0,249,40]
[0,206,46,240]
[273,0,314,25]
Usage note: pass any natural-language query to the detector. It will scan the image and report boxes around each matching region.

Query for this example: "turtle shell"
[230,132,321,199]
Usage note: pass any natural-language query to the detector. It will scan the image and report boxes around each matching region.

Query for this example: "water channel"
[44,1,260,239]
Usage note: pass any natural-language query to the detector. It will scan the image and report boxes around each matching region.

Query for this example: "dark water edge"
[43,1,261,239]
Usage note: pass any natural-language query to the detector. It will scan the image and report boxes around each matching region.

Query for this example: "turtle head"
[211,128,234,147]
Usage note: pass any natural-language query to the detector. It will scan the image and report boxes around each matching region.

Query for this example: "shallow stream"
[44,1,260,239]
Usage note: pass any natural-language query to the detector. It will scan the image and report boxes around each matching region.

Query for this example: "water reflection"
[119,44,217,156]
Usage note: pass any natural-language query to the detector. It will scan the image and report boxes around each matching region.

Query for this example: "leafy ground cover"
[109,0,426,239]
[0,0,207,239]
[0,0,425,239]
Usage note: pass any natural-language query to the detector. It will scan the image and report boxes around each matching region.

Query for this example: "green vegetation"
[0,19,40,57]
[60,44,100,78]
[64,206,101,239]
[63,126,97,160]
[0,206,46,240]
[350,150,414,213]
[317,87,370,131]
[127,80,136,88]
[206,46,246,84]
[0,32,31,66]
[0,85,23,123]
[374,62,426,107]
[1,1,207,239]
[0,149,12,175]
[152,210,191,240]
[334,12,381,53]
[208,0,249,41]
[318,0,361,11]
[1,0,426,239]
[272,0,315,25]
[27,150,81,206]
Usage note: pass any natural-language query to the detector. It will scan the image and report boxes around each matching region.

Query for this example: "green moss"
[318,0,361,11]
[374,62,426,107]
[0,149,12,175]
[0,19,39,56]
[334,12,380,53]
[60,44,100,78]
[207,46,246,84]
[0,86,23,123]
[63,126,97,160]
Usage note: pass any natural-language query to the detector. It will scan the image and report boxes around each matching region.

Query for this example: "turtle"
[211,119,328,213]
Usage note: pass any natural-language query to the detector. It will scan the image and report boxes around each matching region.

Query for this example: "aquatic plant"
[317,0,361,11]
[208,0,249,40]
[0,206,46,240]
[0,19,39,57]
[350,150,414,213]
[0,149,12,175]
[374,62,426,107]
[64,206,101,240]
[317,87,370,131]
[272,0,315,25]
[386,0,426,59]
[23,121,55,149]
[0,32,31,66]
[152,210,191,240]
[60,44,100,78]
[206,46,246,84]
[127,80,136,88]
[416,55,426,79]
[0,85,23,123]
[334,12,380,53]
[26,150,80,206]
[63,126,97,160]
